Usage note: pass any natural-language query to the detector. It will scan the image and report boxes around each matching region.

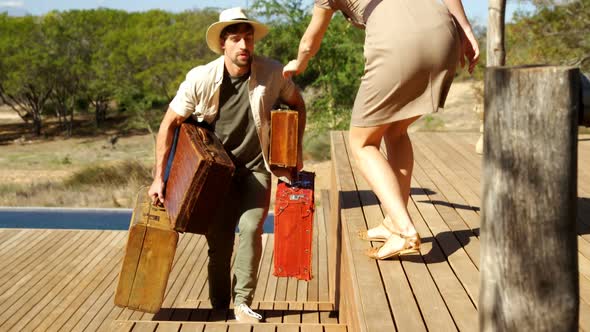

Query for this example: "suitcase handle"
[197,127,212,145]
[195,127,219,159]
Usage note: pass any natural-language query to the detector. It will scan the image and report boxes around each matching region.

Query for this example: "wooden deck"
[329,131,590,332]
[1,132,589,331]
[0,201,339,331]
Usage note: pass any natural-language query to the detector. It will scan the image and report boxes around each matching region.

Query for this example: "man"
[148,7,306,323]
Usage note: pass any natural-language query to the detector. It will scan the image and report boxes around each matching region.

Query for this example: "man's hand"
[148,178,165,206]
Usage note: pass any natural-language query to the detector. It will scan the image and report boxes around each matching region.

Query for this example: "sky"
[0,0,535,25]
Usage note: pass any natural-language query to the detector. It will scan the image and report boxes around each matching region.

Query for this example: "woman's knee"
[385,116,421,141]
[349,126,387,158]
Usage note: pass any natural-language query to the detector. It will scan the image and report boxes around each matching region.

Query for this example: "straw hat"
[206,7,269,55]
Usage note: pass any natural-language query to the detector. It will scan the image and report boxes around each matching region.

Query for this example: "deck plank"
[412,135,481,211]
[57,255,122,332]
[255,235,275,311]
[0,230,99,329]
[155,234,204,320]
[30,232,126,331]
[348,139,425,332]
[0,229,40,259]
[2,132,588,331]
[0,230,71,290]
[318,191,332,308]
[9,232,121,332]
[332,131,396,331]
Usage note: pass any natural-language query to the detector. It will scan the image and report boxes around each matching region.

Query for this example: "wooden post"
[486,0,507,67]
[480,66,580,331]
[477,0,507,154]
[581,73,590,127]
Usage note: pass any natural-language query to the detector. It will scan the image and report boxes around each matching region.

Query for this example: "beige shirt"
[314,0,370,28]
[169,55,297,175]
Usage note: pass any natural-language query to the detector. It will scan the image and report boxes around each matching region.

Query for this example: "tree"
[508,0,590,72]
[43,10,95,136]
[252,0,364,132]
[0,15,54,136]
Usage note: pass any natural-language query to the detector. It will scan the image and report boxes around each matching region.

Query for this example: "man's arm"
[148,108,187,205]
[281,87,306,171]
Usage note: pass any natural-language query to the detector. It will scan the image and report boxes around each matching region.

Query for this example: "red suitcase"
[273,171,315,281]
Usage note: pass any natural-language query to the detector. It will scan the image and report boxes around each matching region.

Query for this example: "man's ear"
[220,38,225,51]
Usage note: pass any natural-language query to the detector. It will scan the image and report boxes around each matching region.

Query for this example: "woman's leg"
[380,116,420,232]
[349,116,421,244]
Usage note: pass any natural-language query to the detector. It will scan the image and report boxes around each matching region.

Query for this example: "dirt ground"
[0,81,482,208]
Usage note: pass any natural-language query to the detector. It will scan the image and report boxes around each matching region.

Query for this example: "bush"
[303,131,332,161]
[64,160,152,187]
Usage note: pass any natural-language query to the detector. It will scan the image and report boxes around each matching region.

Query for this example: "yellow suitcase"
[114,187,178,313]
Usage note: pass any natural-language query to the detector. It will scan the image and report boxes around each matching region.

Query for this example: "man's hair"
[220,23,254,41]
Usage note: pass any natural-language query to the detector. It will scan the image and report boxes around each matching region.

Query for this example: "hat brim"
[206,20,269,55]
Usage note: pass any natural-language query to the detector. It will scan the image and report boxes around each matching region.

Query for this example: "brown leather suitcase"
[273,171,315,281]
[269,109,299,168]
[114,187,178,313]
[164,122,235,234]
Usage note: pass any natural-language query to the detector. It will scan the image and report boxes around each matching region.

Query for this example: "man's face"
[221,24,254,68]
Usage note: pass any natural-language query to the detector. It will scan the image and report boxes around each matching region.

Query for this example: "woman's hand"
[283,60,306,79]
[459,27,480,74]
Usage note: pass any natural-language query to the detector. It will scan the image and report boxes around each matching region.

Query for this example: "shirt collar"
[215,55,258,85]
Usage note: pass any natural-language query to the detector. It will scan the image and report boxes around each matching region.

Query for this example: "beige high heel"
[365,232,421,260]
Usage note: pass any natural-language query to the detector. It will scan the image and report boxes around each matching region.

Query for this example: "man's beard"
[232,52,251,68]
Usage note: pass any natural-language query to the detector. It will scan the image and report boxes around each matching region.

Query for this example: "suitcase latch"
[289,194,305,201]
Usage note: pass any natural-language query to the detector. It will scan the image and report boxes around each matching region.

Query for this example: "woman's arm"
[283,5,335,78]
[442,0,480,73]
[442,0,472,33]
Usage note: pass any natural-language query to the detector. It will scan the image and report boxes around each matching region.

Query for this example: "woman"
[283,0,479,259]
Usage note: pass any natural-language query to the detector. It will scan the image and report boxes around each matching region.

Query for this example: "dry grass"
[0,127,156,207]
[0,130,333,209]
[0,160,152,208]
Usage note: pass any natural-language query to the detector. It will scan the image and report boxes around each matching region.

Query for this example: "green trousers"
[206,170,271,308]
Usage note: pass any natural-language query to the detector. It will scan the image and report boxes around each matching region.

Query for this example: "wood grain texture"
[481,66,580,331]
[165,123,235,234]
[270,110,299,167]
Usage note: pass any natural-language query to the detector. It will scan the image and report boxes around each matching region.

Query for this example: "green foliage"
[0,3,587,139]
[0,8,218,136]
[303,130,331,161]
[507,0,590,72]
[420,115,446,131]
[252,0,364,134]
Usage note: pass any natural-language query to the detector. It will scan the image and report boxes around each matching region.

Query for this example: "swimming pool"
[0,207,275,233]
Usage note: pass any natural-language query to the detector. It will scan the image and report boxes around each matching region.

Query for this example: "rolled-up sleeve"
[314,0,333,9]
[169,69,200,117]
[279,75,297,102]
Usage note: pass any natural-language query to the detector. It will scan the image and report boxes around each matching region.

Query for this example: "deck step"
[112,320,348,332]
[177,300,335,311]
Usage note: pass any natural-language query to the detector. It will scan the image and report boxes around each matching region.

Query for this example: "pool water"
[0,207,275,233]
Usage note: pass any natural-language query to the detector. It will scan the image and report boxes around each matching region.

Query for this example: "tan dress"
[314,0,460,126]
